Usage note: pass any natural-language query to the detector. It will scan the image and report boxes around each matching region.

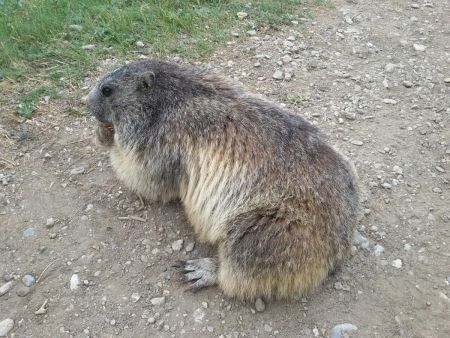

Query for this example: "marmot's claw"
[174,258,218,292]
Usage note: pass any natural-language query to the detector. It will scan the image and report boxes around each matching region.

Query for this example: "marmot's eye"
[101,86,113,97]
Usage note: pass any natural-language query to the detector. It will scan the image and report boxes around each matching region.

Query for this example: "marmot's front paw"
[95,123,114,148]
[173,258,218,292]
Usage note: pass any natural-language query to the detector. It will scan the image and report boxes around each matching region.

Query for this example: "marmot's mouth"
[101,122,114,132]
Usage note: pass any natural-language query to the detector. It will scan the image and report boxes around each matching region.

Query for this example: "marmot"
[87,59,359,301]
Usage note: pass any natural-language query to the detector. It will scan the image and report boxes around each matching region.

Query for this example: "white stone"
[413,43,426,52]
[0,318,14,337]
[391,259,402,269]
[0,281,14,296]
[70,274,80,290]
[150,296,165,306]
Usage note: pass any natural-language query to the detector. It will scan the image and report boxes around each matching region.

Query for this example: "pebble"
[23,227,35,237]
[70,274,80,290]
[344,112,356,120]
[131,293,141,303]
[272,70,284,80]
[334,282,350,291]
[435,166,445,173]
[185,242,195,252]
[384,63,395,73]
[393,165,403,174]
[432,187,442,193]
[373,244,385,256]
[247,30,256,36]
[264,324,272,332]
[255,298,266,312]
[404,244,412,251]
[70,166,85,175]
[350,140,363,146]
[402,80,413,88]
[46,218,55,228]
[413,43,426,52]
[382,182,392,189]
[193,308,205,323]
[331,323,358,338]
[0,281,14,296]
[444,78,450,84]
[16,286,31,297]
[22,275,35,287]
[171,239,184,251]
[281,55,292,63]
[353,231,369,249]
[383,98,397,105]
[0,318,14,337]
[68,24,83,31]
[236,12,248,20]
[81,44,96,50]
[391,259,403,269]
[135,40,145,47]
[150,296,166,306]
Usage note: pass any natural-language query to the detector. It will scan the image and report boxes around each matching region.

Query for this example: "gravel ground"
[0,0,449,337]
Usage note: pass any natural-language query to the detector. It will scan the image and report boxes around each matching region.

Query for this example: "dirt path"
[1,0,449,337]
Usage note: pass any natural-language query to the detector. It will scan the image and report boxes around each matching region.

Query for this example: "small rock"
[247,30,256,36]
[404,244,412,251]
[281,55,292,64]
[350,140,363,146]
[46,217,56,228]
[135,40,145,47]
[334,282,350,291]
[264,324,272,332]
[284,71,293,81]
[81,44,96,50]
[432,187,442,193]
[148,317,156,324]
[131,293,141,303]
[185,242,195,252]
[255,298,266,312]
[171,239,184,251]
[68,24,82,31]
[444,78,450,84]
[23,227,35,237]
[150,296,166,306]
[344,112,356,120]
[0,318,14,337]
[393,165,403,174]
[22,275,35,287]
[411,3,420,9]
[331,323,358,338]
[373,244,385,256]
[402,80,413,88]
[413,43,426,52]
[391,259,402,269]
[70,274,80,290]
[49,233,57,239]
[193,308,205,323]
[16,286,31,297]
[435,166,445,173]
[353,231,369,249]
[0,281,14,296]
[382,182,392,189]
[236,12,248,20]
[70,166,85,175]
[384,63,395,73]
[383,98,397,105]
[272,70,284,80]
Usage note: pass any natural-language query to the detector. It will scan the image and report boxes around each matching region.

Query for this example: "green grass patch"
[17,86,54,119]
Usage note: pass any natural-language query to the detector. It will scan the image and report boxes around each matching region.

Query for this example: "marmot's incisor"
[87,60,359,301]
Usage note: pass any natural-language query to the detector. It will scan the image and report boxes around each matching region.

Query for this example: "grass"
[0,0,305,118]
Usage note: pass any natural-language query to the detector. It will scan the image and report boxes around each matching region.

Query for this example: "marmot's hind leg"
[216,209,338,300]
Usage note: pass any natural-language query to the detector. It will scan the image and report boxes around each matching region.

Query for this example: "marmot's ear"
[138,71,155,89]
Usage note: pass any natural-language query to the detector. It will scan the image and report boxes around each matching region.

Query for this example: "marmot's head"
[86,61,159,133]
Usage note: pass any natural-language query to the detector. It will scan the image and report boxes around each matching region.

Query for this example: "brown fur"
[87,59,360,301]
